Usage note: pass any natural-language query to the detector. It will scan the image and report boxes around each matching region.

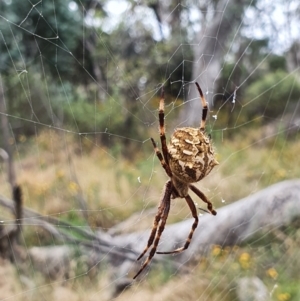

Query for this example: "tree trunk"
[180,0,252,125]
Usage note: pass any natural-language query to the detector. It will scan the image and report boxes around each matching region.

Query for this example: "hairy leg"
[157,194,199,254]
[195,82,208,132]
[158,87,170,165]
[189,184,217,215]
[133,181,172,279]
[151,138,172,177]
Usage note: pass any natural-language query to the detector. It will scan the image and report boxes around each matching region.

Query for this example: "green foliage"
[217,38,270,92]
[1,0,194,156]
[213,38,272,131]
[1,0,298,158]
[99,19,193,101]
[0,0,84,79]
[2,71,57,137]
[243,70,300,120]
[145,222,300,301]
[62,95,144,157]
[62,97,123,134]
[268,55,287,71]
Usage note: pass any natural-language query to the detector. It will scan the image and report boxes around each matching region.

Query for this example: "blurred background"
[0,0,300,300]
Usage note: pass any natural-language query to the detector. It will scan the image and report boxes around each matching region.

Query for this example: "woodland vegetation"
[1,0,300,148]
[1,0,300,300]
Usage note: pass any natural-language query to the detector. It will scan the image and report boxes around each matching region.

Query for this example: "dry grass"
[3,127,298,222]
[0,127,299,301]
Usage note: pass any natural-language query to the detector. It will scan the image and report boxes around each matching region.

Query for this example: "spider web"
[0,0,300,300]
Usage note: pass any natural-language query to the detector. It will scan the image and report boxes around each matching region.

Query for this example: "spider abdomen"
[168,127,219,183]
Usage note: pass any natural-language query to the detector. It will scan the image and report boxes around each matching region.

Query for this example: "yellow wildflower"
[56,169,65,180]
[68,181,79,194]
[19,135,26,142]
[267,267,278,280]
[239,252,251,269]
[277,293,291,301]
[212,245,222,256]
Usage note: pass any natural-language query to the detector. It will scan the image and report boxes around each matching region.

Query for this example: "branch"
[117,179,300,274]
[0,194,137,262]
[2,180,299,278]
[0,76,16,188]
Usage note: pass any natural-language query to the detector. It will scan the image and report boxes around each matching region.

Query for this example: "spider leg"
[158,87,169,165]
[133,181,172,279]
[156,194,198,255]
[136,183,167,261]
[151,138,172,178]
[189,184,217,215]
[195,82,208,131]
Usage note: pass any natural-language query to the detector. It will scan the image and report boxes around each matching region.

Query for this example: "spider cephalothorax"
[133,82,218,279]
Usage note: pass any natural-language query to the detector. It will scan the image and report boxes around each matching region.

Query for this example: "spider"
[133,82,219,279]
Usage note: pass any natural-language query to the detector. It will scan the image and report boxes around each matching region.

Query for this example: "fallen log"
[116,179,300,276]
[1,179,300,279]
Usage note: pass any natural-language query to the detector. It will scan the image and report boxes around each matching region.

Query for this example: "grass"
[121,222,300,301]
[0,126,300,300]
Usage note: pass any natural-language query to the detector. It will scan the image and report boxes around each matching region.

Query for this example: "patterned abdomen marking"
[168,127,219,183]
